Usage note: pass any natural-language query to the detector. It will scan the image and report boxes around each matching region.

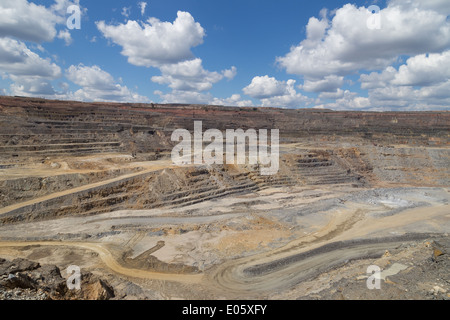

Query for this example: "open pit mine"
[0,96,448,300]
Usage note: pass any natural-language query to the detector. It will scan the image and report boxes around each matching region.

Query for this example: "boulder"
[0,258,40,276]
[0,272,37,290]
[432,241,446,262]
[0,257,115,300]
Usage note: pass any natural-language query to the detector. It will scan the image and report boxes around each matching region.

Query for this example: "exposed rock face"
[0,97,448,300]
[0,258,40,275]
[0,96,448,161]
[0,96,448,225]
[65,273,115,300]
[0,257,114,300]
[298,237,450,300]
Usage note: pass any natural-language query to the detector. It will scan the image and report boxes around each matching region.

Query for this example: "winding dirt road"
[208,234,432,294]
[0,160,174,216]
[0,241,203,284]
[0,196,447,296]
[205,202,448,295]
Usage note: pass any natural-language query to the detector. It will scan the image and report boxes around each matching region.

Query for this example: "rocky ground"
[0,257,114,300]
[290,237,450,300]
[2,235,448,300]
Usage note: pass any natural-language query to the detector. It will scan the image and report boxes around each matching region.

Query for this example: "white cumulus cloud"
[57,30,72,46]
[97,11,205,67]
[121,7,131,18]
[151,58,226,92]
[301,75,344,93]
[97,11,236,101]
[0,0,82,43]
[66,64,150,102]
[243,76,292,99]
[391,51,450,86]
[243,76,313,108]
[0,37,62,97]
[277,2,450,79]
[0,38,61,78]
[313,90,371,111]
[151,59,237,92]
[154,90,212,104]
[223,66,237,80]
[357,50,450,109]
[211,94,253,107]
[0,0,58,43]
[139,2,147,16]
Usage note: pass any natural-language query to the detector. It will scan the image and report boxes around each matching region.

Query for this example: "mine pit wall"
[1,144,447,226]
[358,145,450,186]
[1,146,449,226]
[0,97,449,224]
[0,168,143,208]
[0,97,448,163]
[0,153,366,225]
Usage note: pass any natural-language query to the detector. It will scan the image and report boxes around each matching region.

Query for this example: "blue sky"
[1,0,449,110]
